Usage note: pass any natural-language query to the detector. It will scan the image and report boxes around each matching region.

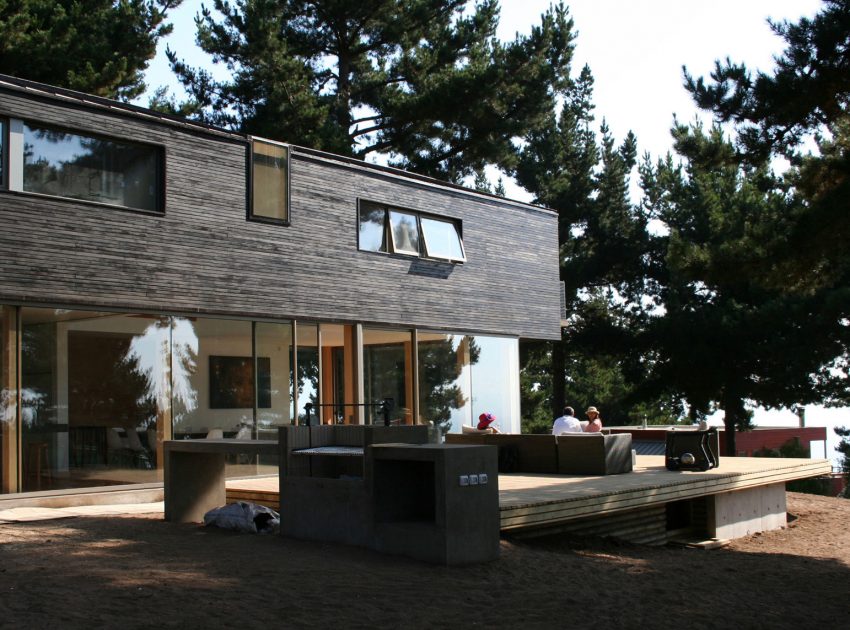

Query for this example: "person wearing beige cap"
[584,406,603,432]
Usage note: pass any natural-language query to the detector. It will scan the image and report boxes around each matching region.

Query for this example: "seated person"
[552,406,582,435]
[584,406,603,432]
[477,412,501,433]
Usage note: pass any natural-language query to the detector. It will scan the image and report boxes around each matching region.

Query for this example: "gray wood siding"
[0,88,561,340]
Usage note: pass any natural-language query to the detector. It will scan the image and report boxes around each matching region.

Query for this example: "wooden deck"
[227,455,832,543]
[498,455,830,539]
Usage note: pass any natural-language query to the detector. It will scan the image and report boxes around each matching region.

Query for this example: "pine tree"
[672,0,850,454]
[167,0,575,181]
[640,122,850,455]
[683,0,850,290]
[514,65,655,428]
[0,1,182,100]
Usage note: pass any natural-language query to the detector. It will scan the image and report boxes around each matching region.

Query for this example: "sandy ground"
[1,492,849,629]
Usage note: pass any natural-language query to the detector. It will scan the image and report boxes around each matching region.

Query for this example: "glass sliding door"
[319,324,358,424]
[362,328,414,425]
[254,321,294,437]
[19,308,170,490]
[5,307,332,494]
[171,317,253,440]
[417,333,473,434]
[295,322,319,425]
[470,335,520,434]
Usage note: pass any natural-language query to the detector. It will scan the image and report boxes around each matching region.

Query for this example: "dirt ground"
[1,492,848,629]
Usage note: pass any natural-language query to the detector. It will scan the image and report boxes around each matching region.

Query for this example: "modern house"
[0,74,562,502]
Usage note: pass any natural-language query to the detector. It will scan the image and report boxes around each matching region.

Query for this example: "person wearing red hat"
[477,412,501,433]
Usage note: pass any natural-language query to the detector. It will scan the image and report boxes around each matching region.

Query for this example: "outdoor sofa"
[445,431,633,475]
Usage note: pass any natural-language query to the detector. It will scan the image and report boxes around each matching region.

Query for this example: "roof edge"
[0,73,554,216]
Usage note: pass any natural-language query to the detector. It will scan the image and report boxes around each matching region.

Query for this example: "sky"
[142,0,844,464]
[498,0,822,164]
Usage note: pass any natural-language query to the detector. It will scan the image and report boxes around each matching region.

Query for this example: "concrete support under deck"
[709,482,787,539]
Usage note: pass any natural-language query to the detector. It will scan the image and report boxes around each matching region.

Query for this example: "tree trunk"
[722,392,746,457]
[336,44,353,146]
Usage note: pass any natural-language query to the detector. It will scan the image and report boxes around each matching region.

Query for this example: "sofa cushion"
[556,432,633,475]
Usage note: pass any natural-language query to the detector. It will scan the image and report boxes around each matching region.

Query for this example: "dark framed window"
[22,122,163,212]
[250,139,289,224]
[358,199,464,262]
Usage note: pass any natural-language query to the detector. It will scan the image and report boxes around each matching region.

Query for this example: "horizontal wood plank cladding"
[0,88,561,339]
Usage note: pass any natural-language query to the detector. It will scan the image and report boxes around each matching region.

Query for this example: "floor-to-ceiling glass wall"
[254,321,294,437]
[362,327,414,425]
[172,317,296,477]
[254,321,294,470]
[3,302,522,495]
[469,335,520,434]
[415,333,520,434]
[319,324,357,424]
[7,308,304,493]
[19,308,170,490]
[171,317,253,440]
[295,322,319,425]
[417,333,473,434]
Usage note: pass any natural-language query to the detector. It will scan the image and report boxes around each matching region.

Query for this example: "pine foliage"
[0,1,182,100]
[167,0,575,181]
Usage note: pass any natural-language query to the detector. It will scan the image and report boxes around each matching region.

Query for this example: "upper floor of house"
[0,74,561,340]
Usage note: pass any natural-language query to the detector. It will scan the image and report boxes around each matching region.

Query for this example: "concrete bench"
[163,439,278,523]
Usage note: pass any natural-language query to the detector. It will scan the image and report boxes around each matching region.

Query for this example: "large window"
[363,328,414,425]
[295,323,319,425]
[18,308,172,491]
[358,200,465,262]
[469,335,519,431]
[251,139,289,223]
[417,333,473,433]
[22,122,162,212]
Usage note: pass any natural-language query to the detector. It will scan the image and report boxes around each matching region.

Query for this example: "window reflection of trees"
[67,331,153,429]
[22,125,157,210]
[364,343,408,424]
[20,322,62,430]
[418,335,479,433]
[359,204,387,252]
[390,211,420,253]
[295,347,319,424]
[125,318,198,433]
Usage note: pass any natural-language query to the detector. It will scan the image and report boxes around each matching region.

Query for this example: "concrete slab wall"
[709,482,787,539]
